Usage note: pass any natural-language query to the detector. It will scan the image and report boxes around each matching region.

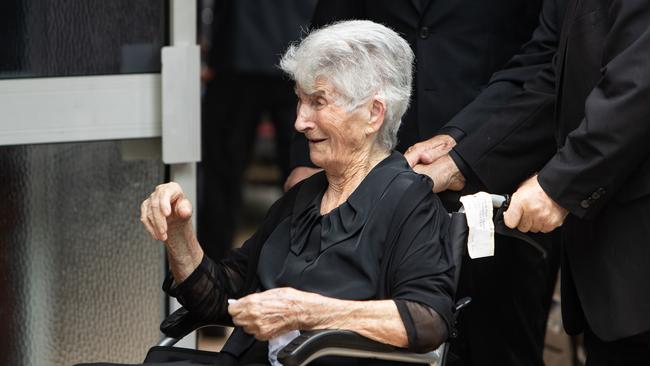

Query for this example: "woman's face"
[294,79,374,171]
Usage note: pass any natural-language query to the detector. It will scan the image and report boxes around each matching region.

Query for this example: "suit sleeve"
[538,0,650,218]
[448,0,560,193]
[289,0,364,170]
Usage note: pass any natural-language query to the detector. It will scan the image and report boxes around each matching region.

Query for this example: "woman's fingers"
[159,182,182,216]
[158,182,190,224]
[150,192,168,239]
[175,198,193,220]
[139,182,190,241]
[228,289,303,339]
[230,302,260,336]
[229,294,272,338]
[231,315,275,340]
[140,200,157,239]
[148,198,166,240]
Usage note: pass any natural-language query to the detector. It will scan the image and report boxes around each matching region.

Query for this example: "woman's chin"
[310,158,326,169]
[308,151,327,168]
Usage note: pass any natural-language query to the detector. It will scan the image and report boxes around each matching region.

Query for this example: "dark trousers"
[198,73,296,261]
[76,347,263,365]
[584,327,650,366]
[449,232,561,366]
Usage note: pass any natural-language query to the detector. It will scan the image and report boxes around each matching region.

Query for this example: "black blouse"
[166,152,455,363]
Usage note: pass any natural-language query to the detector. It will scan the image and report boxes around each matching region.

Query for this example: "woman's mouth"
[308,138,327,144]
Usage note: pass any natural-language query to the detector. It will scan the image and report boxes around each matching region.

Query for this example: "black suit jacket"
[450,0,565,193]
[539,0,650,341]
[290,0,543,168]
[455,0,650,341]
[208,0,315,75]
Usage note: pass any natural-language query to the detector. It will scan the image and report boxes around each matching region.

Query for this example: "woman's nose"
[294,104,314,132]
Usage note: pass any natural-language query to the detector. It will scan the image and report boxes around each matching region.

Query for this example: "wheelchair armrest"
[159,307,230,343]
[277,329,445,366]
[160,307,202,340]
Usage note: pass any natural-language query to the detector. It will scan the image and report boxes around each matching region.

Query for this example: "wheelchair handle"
[458,194,509,214]
[457,193,545,258]
[491,194,510,209]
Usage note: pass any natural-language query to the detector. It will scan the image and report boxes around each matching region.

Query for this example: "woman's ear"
[366,97,386,135]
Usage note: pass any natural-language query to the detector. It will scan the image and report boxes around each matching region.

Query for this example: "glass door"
[0,1,199,364]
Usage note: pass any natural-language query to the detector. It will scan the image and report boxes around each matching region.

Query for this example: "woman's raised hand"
[140,182,193,241]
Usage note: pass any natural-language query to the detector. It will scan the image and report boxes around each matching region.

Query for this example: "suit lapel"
[554,0,581,122]
[411,0,432,15]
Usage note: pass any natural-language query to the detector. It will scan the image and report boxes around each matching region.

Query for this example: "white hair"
[280,20,414,151]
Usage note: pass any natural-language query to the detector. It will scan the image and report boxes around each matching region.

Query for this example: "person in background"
[404,0,564,362]
[428,0,650,363]
[198,0,316,264]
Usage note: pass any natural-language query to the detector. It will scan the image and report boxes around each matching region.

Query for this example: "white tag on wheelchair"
[460,192,495,258]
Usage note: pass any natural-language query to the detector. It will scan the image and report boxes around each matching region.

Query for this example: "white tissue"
[268,330,301,366]
[228,298,300,366]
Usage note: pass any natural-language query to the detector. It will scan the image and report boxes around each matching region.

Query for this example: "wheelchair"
[144,194,542,366]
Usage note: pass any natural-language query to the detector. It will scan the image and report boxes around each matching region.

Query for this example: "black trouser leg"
[449,232,561,366]
[198,74,262,261]
[584,327,650,366]
[198,74,298,261]
[268,77,297,181]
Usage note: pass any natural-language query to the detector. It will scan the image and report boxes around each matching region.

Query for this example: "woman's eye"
[314,98,327,108]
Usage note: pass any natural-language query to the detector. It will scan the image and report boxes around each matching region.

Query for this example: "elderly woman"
[141,20,453,365]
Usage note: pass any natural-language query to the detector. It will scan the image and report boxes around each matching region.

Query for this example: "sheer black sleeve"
[395,300,449,353]
[163,247,249,325]
[162,188,297,325]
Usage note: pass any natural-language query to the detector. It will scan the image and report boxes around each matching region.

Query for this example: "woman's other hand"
[228,288,311,340]
[140,182,193,241]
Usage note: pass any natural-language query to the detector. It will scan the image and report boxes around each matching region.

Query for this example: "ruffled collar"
[289,152,410,255]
